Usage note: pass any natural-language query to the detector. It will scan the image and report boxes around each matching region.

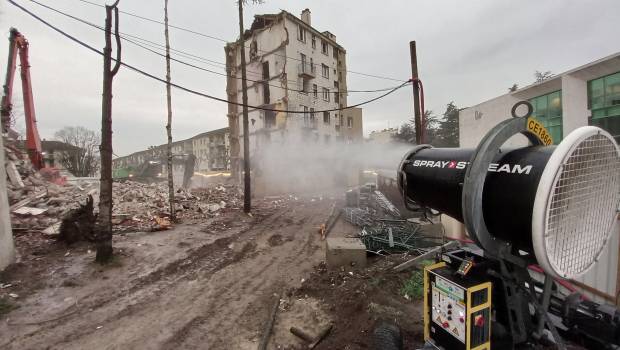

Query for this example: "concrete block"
[5,161,24,189]
[326,237,366,268]
[0,137,15,271]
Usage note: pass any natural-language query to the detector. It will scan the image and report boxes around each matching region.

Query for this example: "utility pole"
[237,0,251,213]
[163,0,175,221]
[96,0,121,263]
[409,41,423,144]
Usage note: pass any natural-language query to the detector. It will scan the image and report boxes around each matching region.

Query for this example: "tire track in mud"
[163,201,331,349]
[5,201,332,350]
[3,209,288,350]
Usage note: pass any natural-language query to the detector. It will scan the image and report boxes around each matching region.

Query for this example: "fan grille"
[544,133,620,278]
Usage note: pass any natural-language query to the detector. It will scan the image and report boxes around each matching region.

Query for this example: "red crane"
[1,27,44,170]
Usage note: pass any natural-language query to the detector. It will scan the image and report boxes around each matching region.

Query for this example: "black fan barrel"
[399,146,555,251]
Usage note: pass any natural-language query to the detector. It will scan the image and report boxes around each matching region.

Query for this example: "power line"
[27,0,407,95]
[8,0,411,115]
[70,0,407,83]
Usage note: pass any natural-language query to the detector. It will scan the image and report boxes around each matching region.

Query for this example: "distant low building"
[112,127,230,179]
[368,128,398,143]
[341,107,364,143]
[191,127,230,172]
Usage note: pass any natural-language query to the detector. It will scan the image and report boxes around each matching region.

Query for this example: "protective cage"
[532,126,620,279]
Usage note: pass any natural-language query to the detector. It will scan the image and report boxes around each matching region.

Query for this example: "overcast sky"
[1,0,618,156]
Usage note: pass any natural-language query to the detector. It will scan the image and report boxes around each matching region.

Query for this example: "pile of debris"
[111,182,242,231]
[4,139,245,234]
[4,140,93,234]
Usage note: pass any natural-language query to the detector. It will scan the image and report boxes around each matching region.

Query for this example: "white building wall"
[459,94,521,148]
[561,74,589,135]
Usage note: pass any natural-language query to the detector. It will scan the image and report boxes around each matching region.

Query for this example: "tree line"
[393,101,460,147]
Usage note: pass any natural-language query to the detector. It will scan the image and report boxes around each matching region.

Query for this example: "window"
[321,40,329,55]
[334,81,340,104]
[301,78,309,94]
[263,82,270,104]
[297,24,306,42]
[300,53,306,66]
[321,64,329,78]
[529,91,562,144]
[262,61,269,80]
[588,71,620,143]
[310,108,316,128]
[313,84,318,98]
[322,88,330,101]
[347,116,353,128]
[262,61,270,104]
[310,58,314,73]
[333,47,338,59]
[323,111,330,124]
[264,110,276,128]
[311,34,316,49]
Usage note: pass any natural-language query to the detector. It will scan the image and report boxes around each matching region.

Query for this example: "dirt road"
[1,197,342,349]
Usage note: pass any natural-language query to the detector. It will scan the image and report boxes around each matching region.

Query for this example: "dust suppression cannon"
[398,102,620,349]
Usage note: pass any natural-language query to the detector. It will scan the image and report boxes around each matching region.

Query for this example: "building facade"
[225,9,360,175]
[458,52,620,305]
[112,127,230,178]
[460,52,620,147]
[191,127,230,172]
[341,107,364,143]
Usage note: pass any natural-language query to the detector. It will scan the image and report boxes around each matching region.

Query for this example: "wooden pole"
[96,0,121,263]
[410,41,422,144]
[237,0,251,213]
[163,0,175,221]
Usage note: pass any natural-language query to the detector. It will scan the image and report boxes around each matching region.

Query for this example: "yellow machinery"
[424,259,492,350]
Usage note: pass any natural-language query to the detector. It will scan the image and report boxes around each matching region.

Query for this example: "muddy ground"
[0,195,425,349]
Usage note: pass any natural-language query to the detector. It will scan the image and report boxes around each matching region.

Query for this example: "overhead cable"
[8,0,411,115]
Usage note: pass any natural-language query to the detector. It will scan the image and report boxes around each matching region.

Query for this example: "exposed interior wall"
[0,136,16,270]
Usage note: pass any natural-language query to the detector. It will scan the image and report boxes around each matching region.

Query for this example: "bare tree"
[95,0,121,264]
[54,126,100,176]
[163,0,175,221]
[534,70,553,83]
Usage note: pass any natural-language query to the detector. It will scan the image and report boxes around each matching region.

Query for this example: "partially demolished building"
[225,9,362,177]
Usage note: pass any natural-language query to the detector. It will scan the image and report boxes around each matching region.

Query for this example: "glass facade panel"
[530,91,562,144]
[588,71,620,143]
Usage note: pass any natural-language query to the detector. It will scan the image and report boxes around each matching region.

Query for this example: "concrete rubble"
[3,140,243,234]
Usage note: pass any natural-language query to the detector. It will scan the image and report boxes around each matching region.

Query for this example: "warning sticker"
[527,117,553,145]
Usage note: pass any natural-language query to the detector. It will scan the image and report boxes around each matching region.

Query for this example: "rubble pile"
[112,182,243,231]
[4,141,92,234]
[4,139,246,233]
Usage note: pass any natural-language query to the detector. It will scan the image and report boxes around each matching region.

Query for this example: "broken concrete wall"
[0,136,15,270]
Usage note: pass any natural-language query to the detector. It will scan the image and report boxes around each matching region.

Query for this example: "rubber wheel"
[373,322,403,350]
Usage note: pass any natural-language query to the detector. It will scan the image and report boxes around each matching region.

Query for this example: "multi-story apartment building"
[112,127,230,178]
[225,9,357,175]
[192,127,230,172]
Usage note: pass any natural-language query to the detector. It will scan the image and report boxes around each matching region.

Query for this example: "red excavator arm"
[1,28,43,170]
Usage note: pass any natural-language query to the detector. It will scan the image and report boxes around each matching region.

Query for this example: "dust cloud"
[251,136,416,196]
